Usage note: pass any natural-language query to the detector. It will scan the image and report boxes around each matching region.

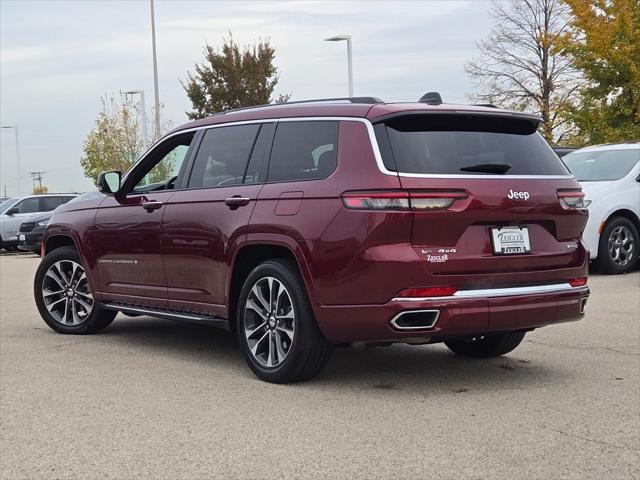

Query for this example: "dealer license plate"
[490,227,531,255]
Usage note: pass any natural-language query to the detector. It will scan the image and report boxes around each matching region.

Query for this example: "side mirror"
[5,207,19,215]
[97,171,122,195]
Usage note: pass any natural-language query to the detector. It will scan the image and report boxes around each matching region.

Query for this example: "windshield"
[564,149,639,181]
[0,197,19,213]
[375,114,569,176]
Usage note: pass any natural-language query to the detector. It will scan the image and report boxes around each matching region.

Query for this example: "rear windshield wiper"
[460,163,512,174]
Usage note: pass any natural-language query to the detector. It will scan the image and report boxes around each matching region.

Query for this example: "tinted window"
[40,196,71,211]
[14,197,39,213]
[564,149,639,181]
[188,124,260,188]
[268,121,338,182]
[377,115,569,176]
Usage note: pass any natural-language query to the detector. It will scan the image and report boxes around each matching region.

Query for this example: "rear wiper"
[460,163,512,174]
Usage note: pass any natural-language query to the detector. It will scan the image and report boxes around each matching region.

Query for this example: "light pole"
[325,35,353,97]
[150,0,161,138]
[123,90,149,148]
[1,125,21,195]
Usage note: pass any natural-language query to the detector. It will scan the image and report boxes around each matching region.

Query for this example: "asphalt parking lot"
[0,255,638,479]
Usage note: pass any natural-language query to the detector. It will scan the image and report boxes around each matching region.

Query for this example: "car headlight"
[37,220,49,227]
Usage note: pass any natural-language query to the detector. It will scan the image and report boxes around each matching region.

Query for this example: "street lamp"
[325,35,353,97]
[1,125,21,195]
[122,90,149,147]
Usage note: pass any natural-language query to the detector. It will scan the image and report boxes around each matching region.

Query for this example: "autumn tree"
[561,0,640,144]
[466,0,581,143]
[182,34,290,119]
[80,94,171,184]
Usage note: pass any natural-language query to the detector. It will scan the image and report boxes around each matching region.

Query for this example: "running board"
[100,303,230,330]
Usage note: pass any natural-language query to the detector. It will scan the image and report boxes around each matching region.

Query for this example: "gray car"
[0,194,77,250]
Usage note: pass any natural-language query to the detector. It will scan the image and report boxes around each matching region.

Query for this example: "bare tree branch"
[466,0,582,142]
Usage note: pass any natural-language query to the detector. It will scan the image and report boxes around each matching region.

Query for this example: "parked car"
[17,192,103,254]
[563,142,640,274]
[0,194,77,250]
[33,95,590,383]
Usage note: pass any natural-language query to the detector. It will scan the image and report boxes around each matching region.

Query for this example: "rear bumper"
[314,284,590,343]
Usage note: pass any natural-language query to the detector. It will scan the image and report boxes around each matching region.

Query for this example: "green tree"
[80,94,171,184]
[466,0,582,143]
[182,34,290,119]
[561,0,640,144]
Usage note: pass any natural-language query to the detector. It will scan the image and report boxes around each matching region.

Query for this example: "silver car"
[0,194,77,250]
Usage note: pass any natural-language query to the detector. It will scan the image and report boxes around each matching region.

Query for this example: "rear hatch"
[373,112,588,277]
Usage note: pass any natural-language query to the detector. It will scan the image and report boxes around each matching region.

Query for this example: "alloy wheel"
[243,276,295,368]
[608,225,635,267]
[41,260,94,325]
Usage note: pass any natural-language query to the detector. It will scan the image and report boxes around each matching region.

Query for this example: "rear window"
[375,114,569,176]
[564,149,639,181]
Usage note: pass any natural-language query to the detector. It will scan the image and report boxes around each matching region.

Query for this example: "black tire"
[445,331,526,358]
[594,216,639,275]
[34,246,116,334]
[236,259,332,383]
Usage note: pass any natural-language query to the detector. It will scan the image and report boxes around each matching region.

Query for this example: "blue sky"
[0,0,493,195]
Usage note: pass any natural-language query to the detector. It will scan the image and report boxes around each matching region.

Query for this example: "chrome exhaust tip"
[390,310,440,330]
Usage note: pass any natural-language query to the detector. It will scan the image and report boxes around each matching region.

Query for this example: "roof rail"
[222,97,383,115]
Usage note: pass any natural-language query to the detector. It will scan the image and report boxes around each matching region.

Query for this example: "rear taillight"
[396,286,458,298]
[341,190,467,211]
[569,277,588,287]
[341,191,410,210]
[558,190,591,210]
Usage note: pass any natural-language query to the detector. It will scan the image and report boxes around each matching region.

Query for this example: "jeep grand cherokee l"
[34,96,590,383]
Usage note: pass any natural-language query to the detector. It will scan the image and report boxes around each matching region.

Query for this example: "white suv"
[564,143,640,274]
[0,194,77,250]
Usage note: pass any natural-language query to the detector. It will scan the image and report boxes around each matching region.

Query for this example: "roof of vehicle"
[171,98,541,134]
[569,142,640,153]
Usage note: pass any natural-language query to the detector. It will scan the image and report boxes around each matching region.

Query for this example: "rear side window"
[40,196,70,211]
[267,121,338,182]
[188,124,260,188]
[376,114,569,176]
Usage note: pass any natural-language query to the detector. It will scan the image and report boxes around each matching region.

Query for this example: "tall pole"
[346,37,353,97]
[1,126,20,195]
[150,0,161,139]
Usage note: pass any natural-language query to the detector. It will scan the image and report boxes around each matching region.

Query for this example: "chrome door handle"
[224,196,251,209]
[142,200,163,212]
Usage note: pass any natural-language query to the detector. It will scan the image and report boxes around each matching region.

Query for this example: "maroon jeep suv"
[34,95,590,383]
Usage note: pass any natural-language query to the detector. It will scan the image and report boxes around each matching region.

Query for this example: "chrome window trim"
[390,309,440,330]
[392,283,588,302]
[125,115,574,182]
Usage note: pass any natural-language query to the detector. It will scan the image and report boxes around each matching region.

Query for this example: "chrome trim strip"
[390,309,440,330]
[391,283,587,302]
